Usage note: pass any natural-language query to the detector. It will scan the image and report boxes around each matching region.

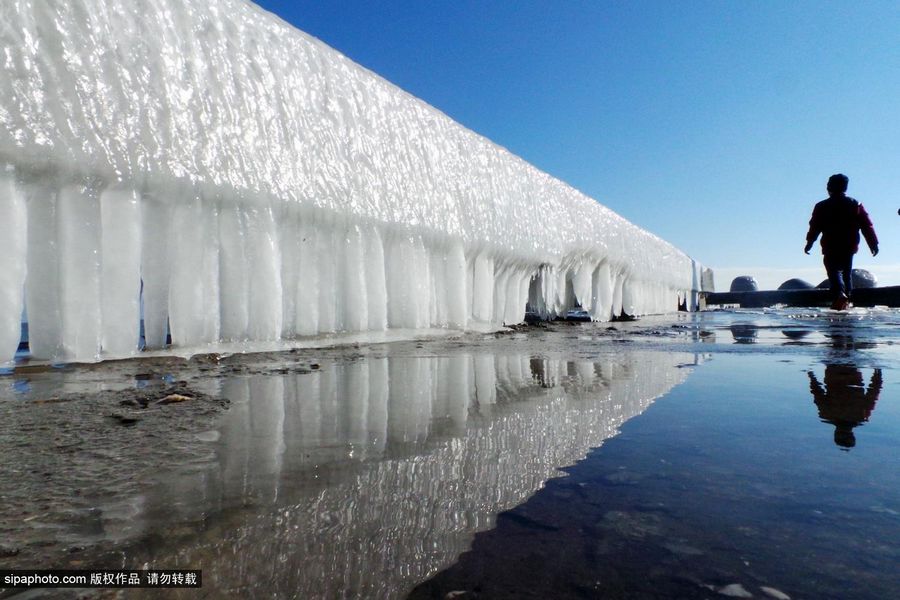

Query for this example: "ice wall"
[0,0,704,363]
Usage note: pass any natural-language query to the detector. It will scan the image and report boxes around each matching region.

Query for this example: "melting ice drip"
[0,0,707,364]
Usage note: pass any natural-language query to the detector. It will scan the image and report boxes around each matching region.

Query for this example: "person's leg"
[824,255,850,309]
[823,255,845,299]
[842,255,854,300]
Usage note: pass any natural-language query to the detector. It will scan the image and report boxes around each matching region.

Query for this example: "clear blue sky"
[253,0,900,290]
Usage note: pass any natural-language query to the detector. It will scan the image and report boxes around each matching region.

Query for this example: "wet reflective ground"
[413,310,900,600]
[1,308,899,598]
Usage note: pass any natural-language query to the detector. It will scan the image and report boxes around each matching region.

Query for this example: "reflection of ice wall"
[140,349,696,597]
[0,1,703,364]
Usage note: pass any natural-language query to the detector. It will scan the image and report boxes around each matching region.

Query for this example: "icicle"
[622,278,636,317]
[218,200,250,341]
[592,262,613,321]
[57,182,102,361]
[572,261,593,309]
[246,203,282,340]
[444,241,467,329]
[141,194,172,349]
[278,204,299,338]
[293,219,320,337]
[316,220,338,334]
[0,168,27,364]
[340,224,368,333]
[168,192,219,346]
[429,243,448,327]
[412,236,431,328]
[386,234,419,329]
[364,225,387,331]
[492,264,509,324]
[99,186,141,357]
[504,269,528,325]
[611,270,625,318]
[472,253,494,323]
[23,181,62,360]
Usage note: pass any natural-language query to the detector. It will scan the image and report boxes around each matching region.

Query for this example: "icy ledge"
[0,0,709,364]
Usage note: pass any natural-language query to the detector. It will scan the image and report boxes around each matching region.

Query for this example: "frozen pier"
[0,1,707,364]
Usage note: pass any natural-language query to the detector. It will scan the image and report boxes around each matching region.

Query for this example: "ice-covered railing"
[0,0,707,364]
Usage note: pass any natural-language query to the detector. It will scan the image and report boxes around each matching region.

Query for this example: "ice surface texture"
[0,0,704,363]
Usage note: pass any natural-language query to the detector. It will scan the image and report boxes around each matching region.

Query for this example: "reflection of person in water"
[808,366,882,449]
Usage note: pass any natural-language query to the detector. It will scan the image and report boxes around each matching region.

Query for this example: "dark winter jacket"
[806,194,878,256]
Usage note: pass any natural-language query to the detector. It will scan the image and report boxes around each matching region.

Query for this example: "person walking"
[804,174,878,310]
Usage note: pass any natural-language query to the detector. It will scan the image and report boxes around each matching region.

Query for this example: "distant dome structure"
[778,278,814,290]
[817,270,877,289]
[852,269,877,288]
[730,276,759,292]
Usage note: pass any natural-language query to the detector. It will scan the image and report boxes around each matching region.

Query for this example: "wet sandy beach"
[2,309,899,599]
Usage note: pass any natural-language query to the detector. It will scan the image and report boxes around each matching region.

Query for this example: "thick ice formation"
[0,0,707,363]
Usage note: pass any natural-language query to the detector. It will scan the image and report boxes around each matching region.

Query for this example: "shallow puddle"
[0,336,700,598]
[1,309,899,598]
[412,352,900,599]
